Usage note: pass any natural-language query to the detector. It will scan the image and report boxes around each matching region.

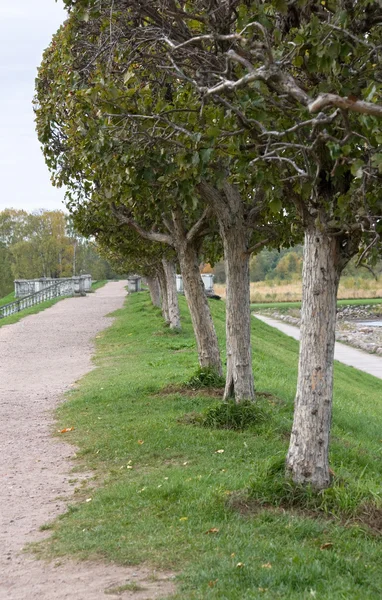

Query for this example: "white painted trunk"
[146,275,161,308]
[162,258,181,330]
[223,227,255,402]
[178,244,223,376]
[286,228,341,490]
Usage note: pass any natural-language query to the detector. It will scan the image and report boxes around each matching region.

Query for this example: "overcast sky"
[0,1,68,213]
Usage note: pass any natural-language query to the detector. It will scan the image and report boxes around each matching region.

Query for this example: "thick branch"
[309,94,382,117]
[187,206,213,243]
[111,204,173,246]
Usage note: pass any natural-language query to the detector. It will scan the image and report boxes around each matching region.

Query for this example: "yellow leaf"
[236,562,245,568]
[261,562,272,569]
[205,528,220,534]
[320,542,333,551]
[179,517,188,521]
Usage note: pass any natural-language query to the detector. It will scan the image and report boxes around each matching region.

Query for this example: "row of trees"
[0,209,119,297]
[35,0,382,490]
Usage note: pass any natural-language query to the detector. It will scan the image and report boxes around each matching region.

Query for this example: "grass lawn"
[0,291,15,307]
[35,294,382,599]
[251,297,382,312]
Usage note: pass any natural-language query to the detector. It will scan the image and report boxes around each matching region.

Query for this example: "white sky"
[0,0,68,213]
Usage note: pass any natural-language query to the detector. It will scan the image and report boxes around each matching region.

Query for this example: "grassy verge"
[251,297,382,312]
[0,291,15,307]
[35,294,382,599]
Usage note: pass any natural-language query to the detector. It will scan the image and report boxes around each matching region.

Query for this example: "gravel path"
[0,282,174,600]
[254,314,382,379]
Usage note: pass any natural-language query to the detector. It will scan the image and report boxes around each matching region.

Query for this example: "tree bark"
[198,181,255,402]
[157,264,170,324]
[286,227,342,490]
[162,258,181,329]
[173,222,223,376]
[146,274,161,308]
[222,224,254,402]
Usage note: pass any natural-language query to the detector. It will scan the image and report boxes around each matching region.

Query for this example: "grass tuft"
[185,366,225,389]
[198,399,268,431]
[246,455,382,524]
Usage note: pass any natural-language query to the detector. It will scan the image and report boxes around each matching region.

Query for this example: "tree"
[35,21,225,376]
[59,0,382,488]
[69,198,182,327]
[0,208,118,284]
[35,6,297,400]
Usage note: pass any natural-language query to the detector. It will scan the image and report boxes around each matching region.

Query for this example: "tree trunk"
[198,181,255,402]
[162,258,181,329]
[177,239,223,376]
[222,225,254,402]
[286,227,342,490]
[157,265,170,324]
[146,274,161,308]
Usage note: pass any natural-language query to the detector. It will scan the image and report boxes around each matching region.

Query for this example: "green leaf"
[351,159,364,179]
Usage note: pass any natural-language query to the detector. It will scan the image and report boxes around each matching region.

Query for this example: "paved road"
[254,314,382,380]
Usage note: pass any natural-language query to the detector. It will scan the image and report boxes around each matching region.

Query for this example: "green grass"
[251,297,382,311]
[0,291,15,307]
[33,294,382,599]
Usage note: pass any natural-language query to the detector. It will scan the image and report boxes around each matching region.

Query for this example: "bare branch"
[187,206,213,243]
[246,237,270,255]
[309,94,382,117]
[250,154,309,178]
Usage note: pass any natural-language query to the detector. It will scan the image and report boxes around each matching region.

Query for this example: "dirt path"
[0,282,175,600]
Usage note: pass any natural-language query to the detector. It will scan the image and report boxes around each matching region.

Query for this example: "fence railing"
[0,282,71,319]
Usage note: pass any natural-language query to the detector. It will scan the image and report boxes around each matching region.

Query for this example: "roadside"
[254,303,382,357]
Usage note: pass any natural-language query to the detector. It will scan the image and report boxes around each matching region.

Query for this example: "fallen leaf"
[236,562,245,568]
[85,498,92,502]
[231,553,236,558]
[59,427,75,434]
[320,543,333,551]
[205,528,220,534]
[208,580,218,588]
[258,588,268,592]
[179,517,188,521]
[261,563,272,569]
[137,440,144,445]
[215,449,224,454]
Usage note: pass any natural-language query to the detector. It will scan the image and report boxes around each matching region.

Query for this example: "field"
[31,292,382,599]
[214,277,382,304]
